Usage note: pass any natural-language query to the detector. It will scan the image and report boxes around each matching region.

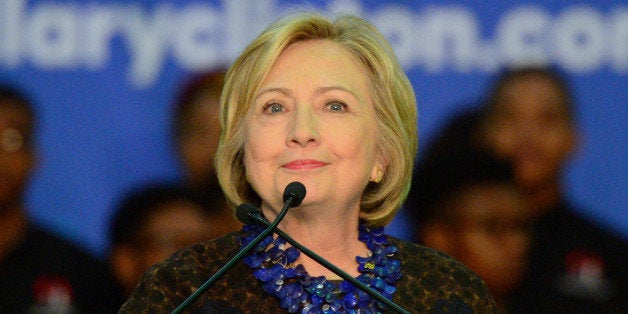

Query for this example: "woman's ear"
[370,152,389,184]
[369,163,384,183]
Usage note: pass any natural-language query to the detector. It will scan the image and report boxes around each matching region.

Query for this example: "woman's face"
[243,39,382,212]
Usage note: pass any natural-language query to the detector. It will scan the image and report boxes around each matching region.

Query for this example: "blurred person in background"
[108,183,215,303]
[407,109,532,313]
[479,65,628,312]
[0,84,121,313]
[171,69,242,238]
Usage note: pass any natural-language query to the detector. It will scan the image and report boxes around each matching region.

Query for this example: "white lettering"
[497,6,550,66]
[28,3,80,68]
[552,6,605,72]
[421,7,478,72]
[172,5,222,69]
[82,5,128,70]
[610,7,628,72]
[0,0,625,88]
[223,0,280,60]
[328,0,364,16]
[121,5,170,87]
[370,6,419,69]
[0,0,25,66]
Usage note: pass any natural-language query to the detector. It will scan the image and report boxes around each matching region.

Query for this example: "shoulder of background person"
[2,224,123,313]
[537,201,628,254]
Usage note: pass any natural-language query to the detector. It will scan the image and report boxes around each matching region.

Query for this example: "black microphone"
[237,204,410,314]
[171,181,306,314]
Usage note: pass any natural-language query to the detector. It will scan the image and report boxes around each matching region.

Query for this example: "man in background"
[408,109,532,313]
[109,183,216,301]
[171,69,241,238]
[479,66,627,312]
[0,84,122,312]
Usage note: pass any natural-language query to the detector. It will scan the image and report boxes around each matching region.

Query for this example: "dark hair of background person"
[108,182,216,300]
[0,83,123,313]
[406,106,522,240]
[0,84,35,140]
[409,132,517,227]
[406,108,487,230]
[109,183,211,247]
[485,66,575,121]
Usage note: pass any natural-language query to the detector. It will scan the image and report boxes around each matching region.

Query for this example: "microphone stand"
[171,187,302,314]
[242,205,410,314]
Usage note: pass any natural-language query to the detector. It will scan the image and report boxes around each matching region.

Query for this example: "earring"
[370,169,383,183]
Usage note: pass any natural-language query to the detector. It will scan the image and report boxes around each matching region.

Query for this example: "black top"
[511,201,628,313]
[120,231,497,313]
[0,225,124,313]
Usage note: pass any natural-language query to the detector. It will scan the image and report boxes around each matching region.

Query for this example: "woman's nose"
[287,107,319,147]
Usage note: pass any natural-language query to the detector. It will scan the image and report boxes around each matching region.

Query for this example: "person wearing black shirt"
[479,66,628,313]
[0,84,122,313]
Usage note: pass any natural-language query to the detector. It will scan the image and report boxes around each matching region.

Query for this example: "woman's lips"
[283,159,327,170]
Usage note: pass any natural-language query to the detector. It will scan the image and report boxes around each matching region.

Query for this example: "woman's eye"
[263,103,284,114]
[326,101,347,112]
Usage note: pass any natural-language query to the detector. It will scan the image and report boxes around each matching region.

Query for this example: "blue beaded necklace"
[238,221,401,313]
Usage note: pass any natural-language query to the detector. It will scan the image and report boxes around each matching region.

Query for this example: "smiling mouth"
[283,159,327,170]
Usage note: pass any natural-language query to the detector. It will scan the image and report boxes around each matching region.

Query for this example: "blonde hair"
[215,12,417,226]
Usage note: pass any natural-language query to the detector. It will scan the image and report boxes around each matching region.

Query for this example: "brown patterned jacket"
[119,232,497,313]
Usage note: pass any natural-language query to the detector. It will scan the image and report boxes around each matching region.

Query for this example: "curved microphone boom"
[171,181,306,314]
[237,204,410,314]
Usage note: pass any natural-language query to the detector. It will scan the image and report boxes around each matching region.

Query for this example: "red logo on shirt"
[31,275,77,312]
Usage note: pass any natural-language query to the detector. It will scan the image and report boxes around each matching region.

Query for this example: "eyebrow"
[254,87,292,101]
[254,85,358,101]
[316,85,358,99]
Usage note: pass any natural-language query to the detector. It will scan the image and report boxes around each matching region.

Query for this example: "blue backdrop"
[1,0,625,257]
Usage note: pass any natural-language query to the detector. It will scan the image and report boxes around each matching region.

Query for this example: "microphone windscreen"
[236,203,259,224]
[283,181,306,207]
